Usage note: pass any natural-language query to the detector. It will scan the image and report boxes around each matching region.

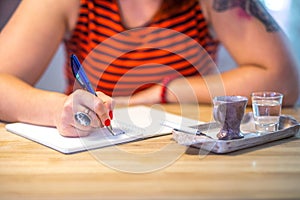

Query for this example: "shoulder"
[55,0,81,38]
[20,0,80,37]
[198,0,212,24]
[63,0,81,36]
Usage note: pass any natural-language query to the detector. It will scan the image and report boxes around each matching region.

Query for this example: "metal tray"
[172,113,300,154]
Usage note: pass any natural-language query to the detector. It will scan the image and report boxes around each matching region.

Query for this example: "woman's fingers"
[56,89,114,137]
[73,90,111,126]
[59,124,92,138]
[73,105,101,128]
[96,91,115,120]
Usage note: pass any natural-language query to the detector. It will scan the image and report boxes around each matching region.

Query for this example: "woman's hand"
[114,83,180,105]
[55,89,114,137]
[114,84,163,105]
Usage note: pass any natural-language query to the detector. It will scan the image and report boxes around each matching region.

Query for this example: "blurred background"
[0,0,299,104]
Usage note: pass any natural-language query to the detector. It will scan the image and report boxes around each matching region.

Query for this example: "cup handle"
[213,105,224,123]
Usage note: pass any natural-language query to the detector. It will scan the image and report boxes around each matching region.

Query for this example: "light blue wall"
[35,44,66,93]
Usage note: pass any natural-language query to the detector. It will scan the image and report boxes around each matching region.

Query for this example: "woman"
[0,0,298,137]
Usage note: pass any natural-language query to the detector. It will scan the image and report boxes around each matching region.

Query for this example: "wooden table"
[0,104,300,200]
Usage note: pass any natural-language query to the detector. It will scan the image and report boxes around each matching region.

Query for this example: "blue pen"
[70,54,116,135]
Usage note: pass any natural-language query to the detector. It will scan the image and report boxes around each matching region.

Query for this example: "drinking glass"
[251,92,283,133]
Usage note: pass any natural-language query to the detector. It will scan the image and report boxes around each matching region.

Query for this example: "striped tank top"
[65,0,219,97]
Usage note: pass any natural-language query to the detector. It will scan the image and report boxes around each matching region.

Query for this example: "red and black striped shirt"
[65,0,219,97]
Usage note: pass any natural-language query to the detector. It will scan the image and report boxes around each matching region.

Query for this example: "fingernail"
[109,110,113,120]
[104,119,111,126]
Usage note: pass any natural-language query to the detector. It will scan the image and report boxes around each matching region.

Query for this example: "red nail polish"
[104,119,111,126]
[109,111,113,120]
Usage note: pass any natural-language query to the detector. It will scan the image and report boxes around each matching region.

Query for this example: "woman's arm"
[0,0,113,137]
[200,0,299,105]
[0,0,73,124]
[114,0,299,107]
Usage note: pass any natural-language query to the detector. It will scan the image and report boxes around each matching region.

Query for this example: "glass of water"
[251,92,283,133]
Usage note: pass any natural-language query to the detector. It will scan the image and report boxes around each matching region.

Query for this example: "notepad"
[5,106,200,154]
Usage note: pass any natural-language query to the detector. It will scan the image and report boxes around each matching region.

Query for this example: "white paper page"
[5,106,200,154]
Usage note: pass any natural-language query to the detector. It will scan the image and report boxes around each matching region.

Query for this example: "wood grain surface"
[1,104,300,200]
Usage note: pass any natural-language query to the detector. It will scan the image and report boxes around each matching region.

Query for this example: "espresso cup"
[213,96,248,140]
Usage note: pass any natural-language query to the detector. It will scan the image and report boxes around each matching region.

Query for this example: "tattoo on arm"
[213,0,280,32]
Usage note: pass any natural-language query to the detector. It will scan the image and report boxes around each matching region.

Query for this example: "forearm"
[0,74,66,126]
[222,66,299,106]
[166,65,299,106]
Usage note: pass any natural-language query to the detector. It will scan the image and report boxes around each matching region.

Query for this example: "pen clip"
[70,54,97,96]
